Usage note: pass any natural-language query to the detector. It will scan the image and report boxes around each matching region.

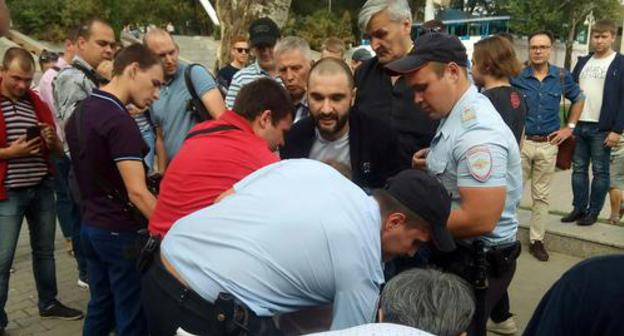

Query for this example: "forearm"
[155,130,168,172]
[0,147,13,160]
[128,189,157,219]
[447,207,498,238]
[567,100,584,124]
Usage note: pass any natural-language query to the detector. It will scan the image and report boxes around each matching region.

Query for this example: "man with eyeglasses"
[217,36,249,91]
[511,30,584,262]
[225,17,282,109]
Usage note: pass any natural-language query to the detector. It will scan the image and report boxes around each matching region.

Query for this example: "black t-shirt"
[217,64,241,89]
[353,57,438,165]
[65,89,148,232]
[524,255,624,336]
[482,86,527,145]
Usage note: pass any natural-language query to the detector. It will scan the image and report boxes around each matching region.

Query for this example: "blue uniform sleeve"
[562,70,584,103]
[190,65,218,97]
[330,281,379,330]
[454,130,509,188]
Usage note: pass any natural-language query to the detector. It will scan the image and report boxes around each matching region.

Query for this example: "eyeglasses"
[529,45,551,52]
[235,48,250,54]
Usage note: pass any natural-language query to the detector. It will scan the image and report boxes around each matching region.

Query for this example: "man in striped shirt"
[225,17,282,109]
[0,48,83,333]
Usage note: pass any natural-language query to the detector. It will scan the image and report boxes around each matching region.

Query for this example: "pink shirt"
[37,57,69,141]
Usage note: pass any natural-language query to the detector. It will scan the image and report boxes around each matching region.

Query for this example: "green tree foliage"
[282,9,354,50]
[508,0,623,69]
[7,0,214,41]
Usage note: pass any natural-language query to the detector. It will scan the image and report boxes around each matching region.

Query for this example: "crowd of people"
[1,0,624,335]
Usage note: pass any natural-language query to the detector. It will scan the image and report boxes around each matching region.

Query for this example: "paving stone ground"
[4,227,88,336]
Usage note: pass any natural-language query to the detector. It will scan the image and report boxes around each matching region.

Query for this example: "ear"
[402,19,412,34]
[382,212,407,232]
[258,109,272,129]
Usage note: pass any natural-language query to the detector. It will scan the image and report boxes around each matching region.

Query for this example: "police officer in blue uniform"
[386,33,523,336]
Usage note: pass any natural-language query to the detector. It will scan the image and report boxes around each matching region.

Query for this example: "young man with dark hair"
[142,161,455,335]
[511,30,585,262]
[0,47,83,334]
[564,19,624,227]
[149,78,293,238]
[282,58,405,191]
[65,43,164,335]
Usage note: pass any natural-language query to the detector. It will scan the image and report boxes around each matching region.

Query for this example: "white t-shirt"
[309,129,352,170]
[306,323,434,336]
[579,52,617,122]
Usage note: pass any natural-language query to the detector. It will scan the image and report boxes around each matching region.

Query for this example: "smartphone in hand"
[26,125,40,141]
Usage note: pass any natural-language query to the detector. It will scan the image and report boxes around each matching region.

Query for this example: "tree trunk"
[564,16,577,70]
[215,0,292,72]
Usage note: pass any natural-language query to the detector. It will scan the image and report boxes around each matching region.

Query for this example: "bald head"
[143,28,179,78]
[308,57,354,89]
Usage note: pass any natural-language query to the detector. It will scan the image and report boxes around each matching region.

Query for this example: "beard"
[314,111,349,140]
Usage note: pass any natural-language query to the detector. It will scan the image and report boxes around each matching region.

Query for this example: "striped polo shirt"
[224,62,283,108]
[1,96,48,189]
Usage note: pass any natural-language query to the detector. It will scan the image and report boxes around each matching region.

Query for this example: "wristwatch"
[568,123,576,129]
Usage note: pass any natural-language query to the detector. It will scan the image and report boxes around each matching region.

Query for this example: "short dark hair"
[592,19,617,36]
[528,30,554,44]
[308,57,354,89]
[233,78,293,125]
[423,19,445,33]
[112,43,162,77]
[77,18,112,40]
[66,25,82,43]
[2,47,35,73]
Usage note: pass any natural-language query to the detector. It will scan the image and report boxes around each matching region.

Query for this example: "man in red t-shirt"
[149,78,293,237]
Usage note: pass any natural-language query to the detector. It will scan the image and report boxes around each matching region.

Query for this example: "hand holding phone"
[26,125,40,141]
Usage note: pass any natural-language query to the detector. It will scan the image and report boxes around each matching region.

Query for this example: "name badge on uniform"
[466,145,492,182]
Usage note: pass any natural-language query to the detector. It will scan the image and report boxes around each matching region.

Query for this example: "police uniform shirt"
[161,159,385,330]
[426,86,522,246]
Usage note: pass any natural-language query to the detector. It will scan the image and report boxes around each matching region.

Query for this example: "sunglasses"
[235,48,250,54]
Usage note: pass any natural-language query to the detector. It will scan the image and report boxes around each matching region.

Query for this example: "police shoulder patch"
[466,145,492,182]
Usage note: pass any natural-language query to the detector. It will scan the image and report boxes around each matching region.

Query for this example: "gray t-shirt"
[150,63,217,160]
[309,129,351,170]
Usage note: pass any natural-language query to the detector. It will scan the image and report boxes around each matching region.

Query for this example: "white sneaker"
[487,317,518,335]
[76,279,89,290]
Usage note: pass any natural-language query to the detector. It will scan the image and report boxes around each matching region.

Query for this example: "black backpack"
[184,64,213,122]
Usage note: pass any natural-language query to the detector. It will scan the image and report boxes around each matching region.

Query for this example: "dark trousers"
[433,242,519,336]
[490,292,512,323]
[53,154,87,281]
[572,122,611,215]
[142,255,282,336]
[81,225,146,336]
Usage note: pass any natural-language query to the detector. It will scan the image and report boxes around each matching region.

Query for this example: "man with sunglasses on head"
[217,36,250,91]
[225,17,282,109]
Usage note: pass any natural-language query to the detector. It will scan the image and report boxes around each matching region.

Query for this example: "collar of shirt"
[521,63,559,80]
[219,109,256,134]
[90,89,127,113]
[437,85,477,140]
[72,55,95,72]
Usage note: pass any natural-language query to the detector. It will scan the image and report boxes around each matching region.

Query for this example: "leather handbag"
[555,68,576,170]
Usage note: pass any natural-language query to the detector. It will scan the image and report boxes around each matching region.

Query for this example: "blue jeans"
[0,178,58,327]
[52,154,87,280]
[140,126,156,174]
[572,122,612,215]
[81,225,147,336]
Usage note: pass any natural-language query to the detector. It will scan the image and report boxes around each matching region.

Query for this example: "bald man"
[143,29,225,170]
